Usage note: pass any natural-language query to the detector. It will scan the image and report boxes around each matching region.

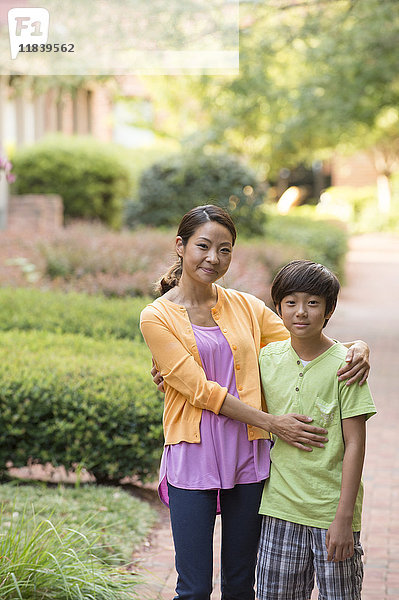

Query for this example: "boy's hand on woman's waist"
[151,360,165,393]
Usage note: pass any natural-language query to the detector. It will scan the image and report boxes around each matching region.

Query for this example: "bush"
[11,135,132,228]
[127,152,267,236]
[0,330,163,483]
[264,211,348,280]
[0,287,149,340]
[35,221,173,297]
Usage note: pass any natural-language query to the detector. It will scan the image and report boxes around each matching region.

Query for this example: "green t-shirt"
[259,339,376,531]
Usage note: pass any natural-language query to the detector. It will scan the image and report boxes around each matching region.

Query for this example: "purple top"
[158,323,271,508]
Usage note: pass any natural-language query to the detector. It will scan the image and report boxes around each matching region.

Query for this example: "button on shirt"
[258,339,376,531]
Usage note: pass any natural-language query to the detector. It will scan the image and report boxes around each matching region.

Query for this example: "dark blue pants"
[168,481,265,600]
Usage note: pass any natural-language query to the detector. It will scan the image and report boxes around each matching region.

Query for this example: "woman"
[140,205,369,600]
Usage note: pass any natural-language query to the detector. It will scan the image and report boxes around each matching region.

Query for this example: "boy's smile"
[279,292,334,341]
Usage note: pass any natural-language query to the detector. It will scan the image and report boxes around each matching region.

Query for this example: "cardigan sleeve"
[140,309,228,414]
[258,300,290,347]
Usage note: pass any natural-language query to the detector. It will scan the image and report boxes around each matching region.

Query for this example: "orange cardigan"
[140,285,289,445]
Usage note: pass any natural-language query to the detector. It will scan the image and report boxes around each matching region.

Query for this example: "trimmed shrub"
[127,152,267,236]
[0,287,149,340]
[0,330,163,482]
[11,135,132,228]
[264,212,348,280]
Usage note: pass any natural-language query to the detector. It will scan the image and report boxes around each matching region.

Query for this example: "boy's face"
[278,292,334,339]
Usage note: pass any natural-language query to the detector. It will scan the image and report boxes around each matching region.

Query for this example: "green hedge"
[0,287,150,340]
[0,330,163,482]
[265,213,348,280]
[11,135,132,228]
[127,152,266,236]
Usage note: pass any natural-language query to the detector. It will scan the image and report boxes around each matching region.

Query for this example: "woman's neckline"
[191,323,220,330]
[160,284,223,312]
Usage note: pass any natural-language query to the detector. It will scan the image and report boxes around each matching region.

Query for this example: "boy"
[257,260,376,600]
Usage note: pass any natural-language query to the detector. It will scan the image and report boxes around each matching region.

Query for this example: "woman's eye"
[197,244,208,249]
[221,248,231,254]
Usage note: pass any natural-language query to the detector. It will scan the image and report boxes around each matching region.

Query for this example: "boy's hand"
[151,359,165,393]
[326,517,354,562]
[338,340,370,386]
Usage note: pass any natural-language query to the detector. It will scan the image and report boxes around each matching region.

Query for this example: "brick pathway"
[134,233,399,600]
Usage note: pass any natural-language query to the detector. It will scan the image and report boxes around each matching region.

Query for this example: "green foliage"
[11,135,132,228]
[121,142,179,202]
[133,0,399,186]
[0,502,139,599]
[264,211,348,280]
[0,330,163,483]
[0,287,149,340]
[128,152,266,236]
[0,482,156,565]
[318,186,399,233]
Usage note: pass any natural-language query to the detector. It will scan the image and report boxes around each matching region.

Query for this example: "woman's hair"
[156,204,237,295]
[271,260,340,327]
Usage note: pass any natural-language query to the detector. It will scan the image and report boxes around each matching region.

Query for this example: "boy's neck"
[290,333,335,362]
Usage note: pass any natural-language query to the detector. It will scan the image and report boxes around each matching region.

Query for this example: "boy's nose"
[296,305,307,316]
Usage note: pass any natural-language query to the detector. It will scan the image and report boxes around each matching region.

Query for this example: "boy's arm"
[326,415,366,562]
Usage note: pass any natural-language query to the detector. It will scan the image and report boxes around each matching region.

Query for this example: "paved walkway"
[134,233,399,600]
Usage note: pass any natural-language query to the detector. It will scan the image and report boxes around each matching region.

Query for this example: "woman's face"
[176,221,233,285]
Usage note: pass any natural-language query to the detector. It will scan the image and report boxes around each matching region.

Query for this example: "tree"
[127,0,399,209]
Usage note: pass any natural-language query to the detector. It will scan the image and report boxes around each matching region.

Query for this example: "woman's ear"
[176,236,184,258]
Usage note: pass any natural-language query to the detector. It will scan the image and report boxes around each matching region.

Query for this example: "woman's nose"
[206,250,219,263]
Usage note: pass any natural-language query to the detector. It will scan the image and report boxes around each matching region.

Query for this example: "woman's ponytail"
[156,258,182,295]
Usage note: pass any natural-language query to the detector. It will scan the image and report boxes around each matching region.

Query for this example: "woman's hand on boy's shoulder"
[338,340,370,386]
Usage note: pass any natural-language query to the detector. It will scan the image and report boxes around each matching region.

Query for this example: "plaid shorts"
[257,516,364,600]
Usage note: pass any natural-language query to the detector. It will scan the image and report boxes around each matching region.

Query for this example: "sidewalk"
[134,233,399,600]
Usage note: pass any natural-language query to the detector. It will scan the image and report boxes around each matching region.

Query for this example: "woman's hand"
[269,413,328,452]
[338,340,370,386]
[151,359,165,393]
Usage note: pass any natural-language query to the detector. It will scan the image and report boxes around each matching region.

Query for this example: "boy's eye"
[197,243,208,249]
[220,248,231,254]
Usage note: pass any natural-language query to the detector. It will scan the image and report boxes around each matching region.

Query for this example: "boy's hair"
[271,260,340,327]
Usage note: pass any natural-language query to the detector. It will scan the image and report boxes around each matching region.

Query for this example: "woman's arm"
[338,341,370,386]
[220,393,328,451]
[141,314,227,414]
[325,415,366,562]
